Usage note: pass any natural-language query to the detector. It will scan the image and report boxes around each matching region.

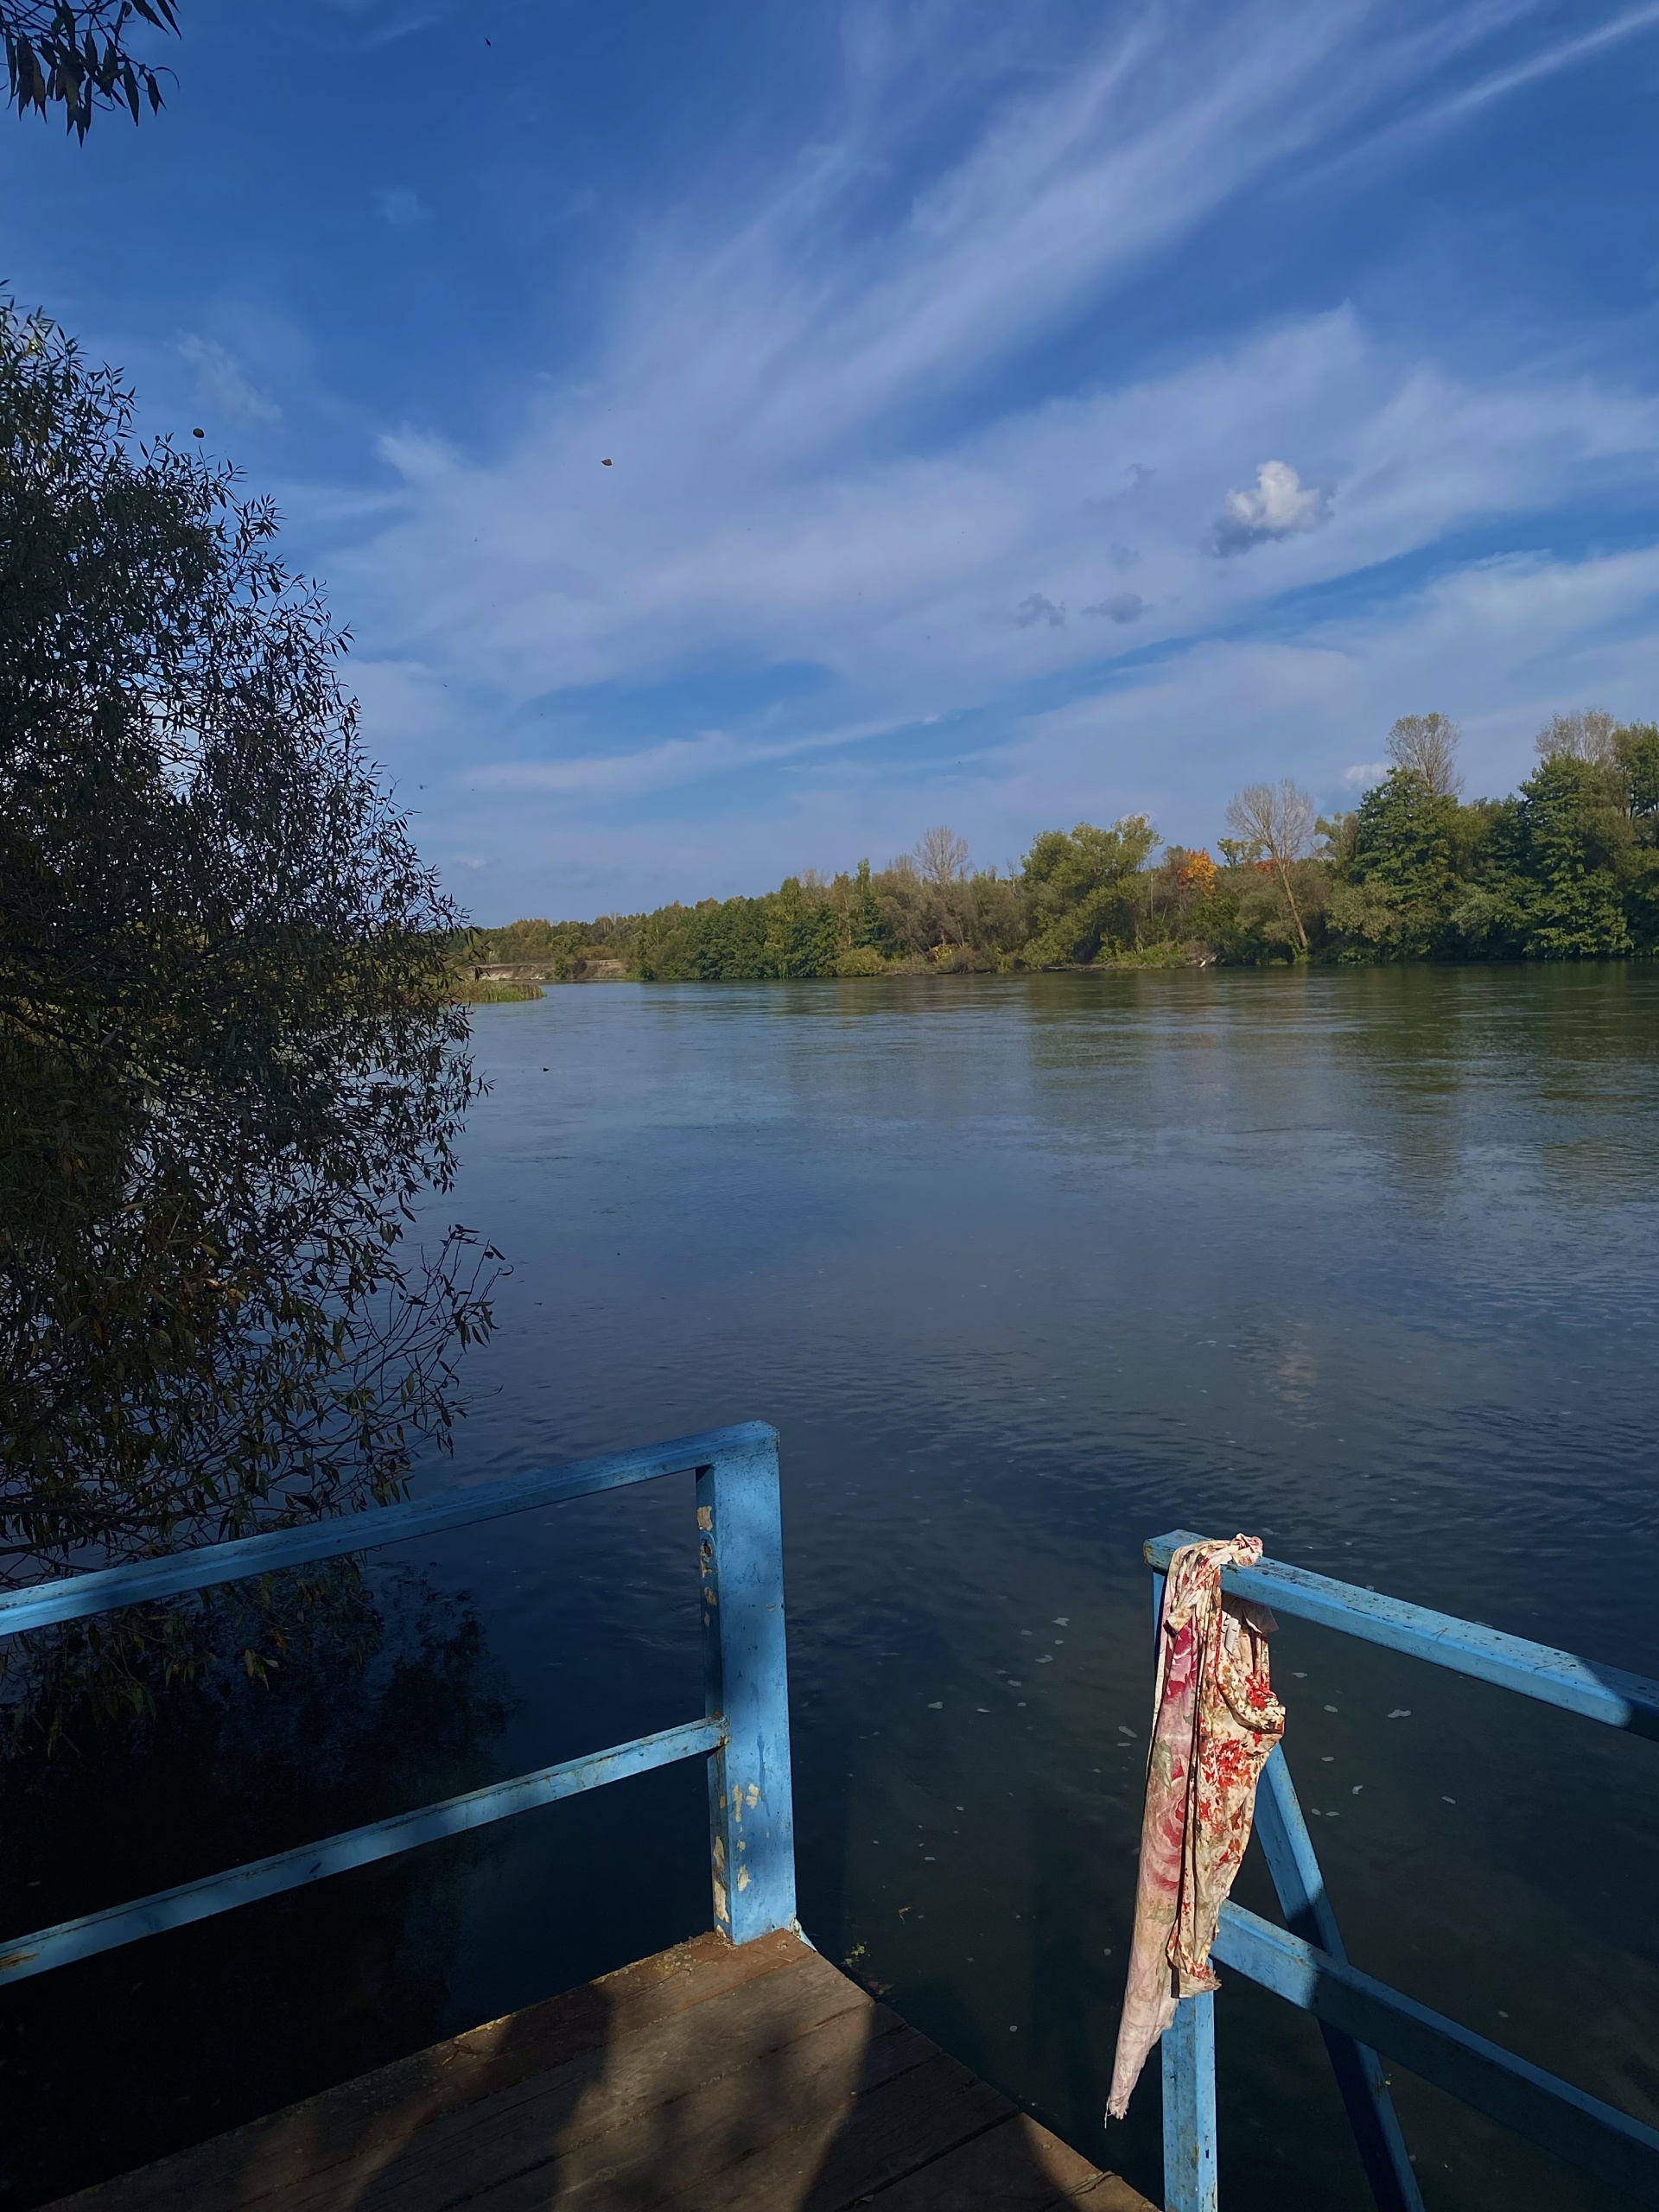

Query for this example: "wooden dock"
[49,1930,1153,2212]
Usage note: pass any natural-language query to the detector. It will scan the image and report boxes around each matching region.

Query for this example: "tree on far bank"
[914,825,969,887]
[1535,707,1618,766]
[1020,817,1159,965]
[1325,770,1471,958]
[1612,721,1659,822]
[1222,780,1316,952]
[485,701,1659,980]
[1386,711,1462,796]
[1510,750,1635,957]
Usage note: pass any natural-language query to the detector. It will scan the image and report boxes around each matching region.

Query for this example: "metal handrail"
[1142,1530,1659,2212]
[0,1422,798,1986]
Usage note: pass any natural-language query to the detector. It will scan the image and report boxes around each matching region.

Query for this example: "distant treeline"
[461,710,1659,981]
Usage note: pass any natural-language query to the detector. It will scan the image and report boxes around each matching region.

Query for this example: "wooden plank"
[626,2039,1006,2212]
[46,1931,804,2211]
[45,1934,1156,2212]
[851,2110,1114,2212]
[799,2051,1016,2209]
[271,1947,880,2211]
[405,1997,913,2212]
[1070,2175,1165,2211]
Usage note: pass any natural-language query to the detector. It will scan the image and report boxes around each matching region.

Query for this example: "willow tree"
[3,1,175,135]
[0,304,493,1590]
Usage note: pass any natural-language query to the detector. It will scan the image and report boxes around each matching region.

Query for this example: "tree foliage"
[0,304,494,1586]
[1386,711,1463,796]
[1222,780,1316,950]
[1020,817,1159,965]
[1324,770,1470,958]
[3,0,175,137]
[1511,753,1633,957]
[1535,707,1618,766]
[472,701,1659,981]
[913,824,969,887]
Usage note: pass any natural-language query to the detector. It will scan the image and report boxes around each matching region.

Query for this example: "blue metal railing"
[0,1421,798,1986]
[1143,1530,1659,2212]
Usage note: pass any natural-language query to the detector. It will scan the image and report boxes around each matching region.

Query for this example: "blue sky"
[6,0,1659,919]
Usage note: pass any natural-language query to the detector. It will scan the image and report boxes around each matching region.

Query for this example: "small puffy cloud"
[175,335,282,429]
[1014,593,1065,628]
[1109,543,1139,570]
[374,187,429,226]
[1212,459,1328,555]
[1341,760,1390,787]
[1082,592,1146,624]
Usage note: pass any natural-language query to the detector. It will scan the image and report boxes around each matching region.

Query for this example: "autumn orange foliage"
[1178,848,1218,895]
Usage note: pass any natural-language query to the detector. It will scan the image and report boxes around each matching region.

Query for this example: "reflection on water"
[6,969,1657,2209]
[0,1568,516,2202]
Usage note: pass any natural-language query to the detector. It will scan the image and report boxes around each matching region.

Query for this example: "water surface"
[7,969,1657,2209]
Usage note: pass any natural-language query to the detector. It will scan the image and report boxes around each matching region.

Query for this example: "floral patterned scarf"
[1107,1534,1284,2120]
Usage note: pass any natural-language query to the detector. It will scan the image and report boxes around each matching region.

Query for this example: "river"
[6,968,1657,2209]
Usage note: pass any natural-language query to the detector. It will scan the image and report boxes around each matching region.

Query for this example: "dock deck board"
[47,1931,1154,2212]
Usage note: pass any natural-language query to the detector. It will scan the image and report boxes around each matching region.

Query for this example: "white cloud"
[175,335,283,429]
[1014,593,1065,629]
[1322,2,1659,181]
[345,307,1659,717]
[373,187,429,226]
[467,710,912,803]
[1211,460,1329,554]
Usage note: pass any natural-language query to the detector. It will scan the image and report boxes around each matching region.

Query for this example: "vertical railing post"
[1163,1992,1218,2212]
[698,1427,798,1944]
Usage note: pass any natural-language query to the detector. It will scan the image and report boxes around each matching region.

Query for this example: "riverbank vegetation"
[467,710,1659,978]
[1,303,495,1650]
[447,972,544,1002]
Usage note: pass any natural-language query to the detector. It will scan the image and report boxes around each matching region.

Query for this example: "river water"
[6,969,1658,2209]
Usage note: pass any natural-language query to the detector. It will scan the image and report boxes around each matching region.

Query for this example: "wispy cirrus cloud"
[348,305,1659,712]
[175,335,283,429]
[290,0,1659,913]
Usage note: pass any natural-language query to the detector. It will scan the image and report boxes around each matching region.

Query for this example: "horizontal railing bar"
[0,1717,725,1988]
[1212,1904,1659,2199]
[0,1423,779,1640]
[1145,1531,1659,1738]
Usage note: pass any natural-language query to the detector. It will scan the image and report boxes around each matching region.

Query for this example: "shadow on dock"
[47,1929,1154,2211]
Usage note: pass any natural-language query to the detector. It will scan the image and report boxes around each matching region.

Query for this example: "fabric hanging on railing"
[1107,1534,1285,2120]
